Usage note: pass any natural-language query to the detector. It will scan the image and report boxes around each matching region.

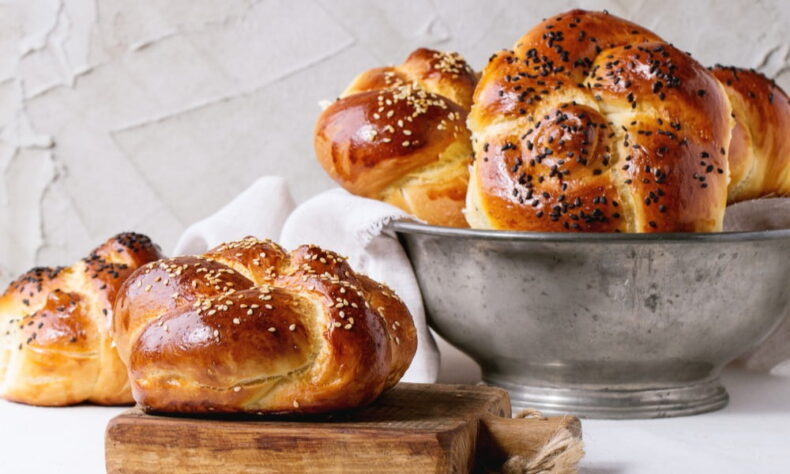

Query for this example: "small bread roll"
[0,233,162,406]
[710,66,790,202]
[315,48,477,227]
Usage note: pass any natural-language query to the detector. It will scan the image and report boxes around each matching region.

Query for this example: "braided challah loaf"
[0,233,162,406]
[315,48,477,228]
[112,237,416,415]
[710,66,790,202]
[466,10,733,232]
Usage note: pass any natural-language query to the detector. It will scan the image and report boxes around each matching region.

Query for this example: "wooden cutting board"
[105,383,583,473]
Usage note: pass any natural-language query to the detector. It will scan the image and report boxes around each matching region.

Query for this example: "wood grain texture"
[105,383,582,473]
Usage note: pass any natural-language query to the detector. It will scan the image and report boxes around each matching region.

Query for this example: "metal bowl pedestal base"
[484,376,729,419]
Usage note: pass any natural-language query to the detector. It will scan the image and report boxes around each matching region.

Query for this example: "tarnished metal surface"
[392,222,790,418]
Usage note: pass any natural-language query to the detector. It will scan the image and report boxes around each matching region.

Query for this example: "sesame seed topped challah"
[112,237,416,415]
[314,48,477,228]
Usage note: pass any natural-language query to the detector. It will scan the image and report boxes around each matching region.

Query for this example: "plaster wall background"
[1,0,789,287]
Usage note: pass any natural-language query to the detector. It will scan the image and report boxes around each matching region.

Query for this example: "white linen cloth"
[723,197,790,376]
[174,176,439,383]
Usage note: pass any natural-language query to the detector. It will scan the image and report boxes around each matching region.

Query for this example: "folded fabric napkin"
[174,177,439,383]
[724,198,790,376]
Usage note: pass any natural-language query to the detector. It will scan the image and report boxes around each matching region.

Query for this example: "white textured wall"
[1,0,789,286]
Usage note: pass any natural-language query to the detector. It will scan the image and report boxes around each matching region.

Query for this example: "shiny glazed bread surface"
[710,66,790,202]
[466,10,733,232]
[315,48,477,227]
[113,237,417,415]
[0,233,162,406]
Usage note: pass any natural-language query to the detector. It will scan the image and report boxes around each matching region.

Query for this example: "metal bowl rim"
[389,221,790,243]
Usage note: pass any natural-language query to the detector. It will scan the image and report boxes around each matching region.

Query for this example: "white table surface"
[2,346,789,473]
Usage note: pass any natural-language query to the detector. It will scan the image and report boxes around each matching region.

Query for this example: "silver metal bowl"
[392,222,790,419]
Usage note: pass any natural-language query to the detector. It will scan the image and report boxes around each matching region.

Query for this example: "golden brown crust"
[466,10,732,232]
[0,233,163,406]
[113,237,416,415]
[710,66,790,202]
[316,88,468,196]
[342,48,477,109]
[315,48,476,228]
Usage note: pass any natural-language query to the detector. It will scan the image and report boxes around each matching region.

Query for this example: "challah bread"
[315,48,477,228]
[0,233,162,406]
[466,10,733,232]
[710,66,790,202]
[112,237,416,415]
